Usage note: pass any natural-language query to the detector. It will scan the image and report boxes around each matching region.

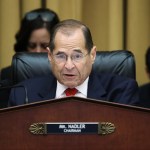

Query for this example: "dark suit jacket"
[139,83,150,108]
[0,66,12,81]
[8,72,139,106]
[0,66,12,109]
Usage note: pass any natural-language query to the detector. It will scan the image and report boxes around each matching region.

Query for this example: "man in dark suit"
[8,19,139,106]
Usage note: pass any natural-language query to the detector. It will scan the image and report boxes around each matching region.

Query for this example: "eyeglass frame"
[51,51,90,64]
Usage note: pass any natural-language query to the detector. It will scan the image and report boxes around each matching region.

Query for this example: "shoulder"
[9,75,56,106]
[1,66,11,72]
[0,66,12,80]
[91,72,137,84]
[90,72,139,92]
[139,83,150,98]
[139,83,150,91]
[17,75,56,88]
[139,83,150,108]
[89,72,139,105]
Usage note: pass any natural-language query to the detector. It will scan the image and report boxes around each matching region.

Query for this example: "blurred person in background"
[0,8,60,82]
[0,8,59,108]
[139,47,150,108]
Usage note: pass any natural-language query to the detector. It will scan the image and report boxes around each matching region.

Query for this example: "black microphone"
[0,82,29,104]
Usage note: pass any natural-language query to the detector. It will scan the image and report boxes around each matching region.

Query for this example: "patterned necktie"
[65,88,78,96]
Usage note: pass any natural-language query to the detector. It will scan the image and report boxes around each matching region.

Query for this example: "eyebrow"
[55,51,65,55]
[73,49,82,53]
[55,49,83,55]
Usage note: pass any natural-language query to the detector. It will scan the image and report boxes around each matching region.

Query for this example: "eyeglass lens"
[53,52,88,63]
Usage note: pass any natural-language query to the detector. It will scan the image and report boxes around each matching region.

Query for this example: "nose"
[64,57,75,69]
[35,45,43,52]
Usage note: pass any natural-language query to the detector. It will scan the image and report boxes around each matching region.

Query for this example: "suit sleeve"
[8,86,27,106]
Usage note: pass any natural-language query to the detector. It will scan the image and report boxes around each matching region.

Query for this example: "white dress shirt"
[55,77,89,98]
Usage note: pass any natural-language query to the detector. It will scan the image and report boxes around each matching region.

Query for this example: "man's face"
[47,29,96,88]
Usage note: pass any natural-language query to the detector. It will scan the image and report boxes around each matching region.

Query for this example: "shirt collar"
[76,77,89,96]
[56,77,89,98]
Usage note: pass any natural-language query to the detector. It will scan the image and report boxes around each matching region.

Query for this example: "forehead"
[29,28,50,41]
[54,29,86,49]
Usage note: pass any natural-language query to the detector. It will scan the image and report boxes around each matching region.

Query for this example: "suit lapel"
[37,72,106,101]
[87,72,106,100]
[38,77,57,100]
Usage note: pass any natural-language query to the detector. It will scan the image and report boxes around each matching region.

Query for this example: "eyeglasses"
[25,12,55,22]
[27,42,49,49]
[52,52,89,64]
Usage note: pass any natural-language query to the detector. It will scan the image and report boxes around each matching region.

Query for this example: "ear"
[47,47,52,62]
[90,46,97,64]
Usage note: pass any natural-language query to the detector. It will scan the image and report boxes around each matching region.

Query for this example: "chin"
[64,82,78,88]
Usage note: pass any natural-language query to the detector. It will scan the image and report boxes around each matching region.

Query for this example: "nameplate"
[29,122,115,135]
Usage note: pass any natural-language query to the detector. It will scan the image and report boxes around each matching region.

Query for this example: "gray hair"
[49,19,94,53]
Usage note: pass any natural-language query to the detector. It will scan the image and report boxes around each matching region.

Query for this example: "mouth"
[62,73,78,87]
[65,74,74,76]
[63,74,76,79]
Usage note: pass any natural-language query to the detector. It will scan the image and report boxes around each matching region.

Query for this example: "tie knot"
[65,88,78,96]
